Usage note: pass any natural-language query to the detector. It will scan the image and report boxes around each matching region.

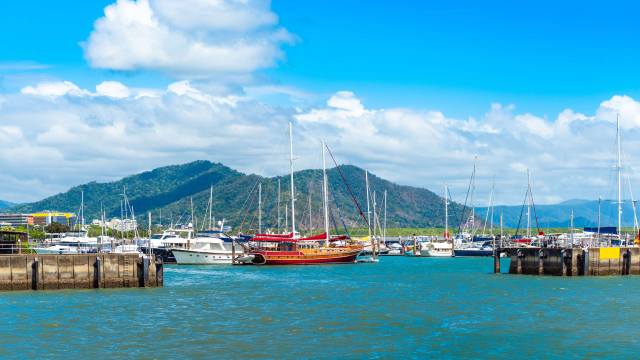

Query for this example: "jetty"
[495,247,640,276]
[0,254,163,290]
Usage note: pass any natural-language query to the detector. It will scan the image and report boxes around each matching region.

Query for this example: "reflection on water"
[0,257,639,359]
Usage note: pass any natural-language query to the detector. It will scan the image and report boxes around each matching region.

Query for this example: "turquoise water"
[1,257,639,359]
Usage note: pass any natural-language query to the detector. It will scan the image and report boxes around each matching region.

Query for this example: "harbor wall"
[505,247,640,276]
[0,254,163,291]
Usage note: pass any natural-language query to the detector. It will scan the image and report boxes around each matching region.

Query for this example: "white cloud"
[83,0,293,78]
[95,81,131,98]
[21,81,89,97]
[6,80,640,206]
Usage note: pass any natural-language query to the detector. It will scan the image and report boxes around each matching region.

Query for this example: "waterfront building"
[31,212,76,226]
[0,214,34,227]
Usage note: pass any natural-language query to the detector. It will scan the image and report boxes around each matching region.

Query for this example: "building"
[31,212,76,226]
[0,214,34,227]
[104,218,138,232]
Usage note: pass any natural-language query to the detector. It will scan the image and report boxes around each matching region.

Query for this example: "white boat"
[111,244,141,255]
[420,241,453,257]
[172,237,241,265]
[33,244,80,254]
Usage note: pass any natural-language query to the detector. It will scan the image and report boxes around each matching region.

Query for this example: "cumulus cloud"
[4,80,640,206]
[21,81,89,97]
[83,0,293,78]
[95,81,131,98]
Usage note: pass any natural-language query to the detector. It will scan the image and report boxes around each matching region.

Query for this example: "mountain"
[476,199,638,229]
[5,160,465,230]
[0,200,14,210]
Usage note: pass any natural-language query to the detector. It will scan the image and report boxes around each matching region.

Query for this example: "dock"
[0,254,163,290]
[495,247,640,276]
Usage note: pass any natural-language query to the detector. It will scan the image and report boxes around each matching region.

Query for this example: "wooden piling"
[493,250,501,274]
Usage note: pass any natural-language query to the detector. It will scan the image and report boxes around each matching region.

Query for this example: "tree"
[45,223,70,234]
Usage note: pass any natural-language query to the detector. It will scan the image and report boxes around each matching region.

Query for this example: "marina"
[2,256,640,358]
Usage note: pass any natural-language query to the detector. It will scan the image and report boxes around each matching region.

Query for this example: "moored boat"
[241,233,361,265]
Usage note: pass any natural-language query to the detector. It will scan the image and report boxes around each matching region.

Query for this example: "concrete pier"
[498,247,640,276]
[0,254,163,291]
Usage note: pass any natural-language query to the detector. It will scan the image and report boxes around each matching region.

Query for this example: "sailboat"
[240,124,362,265]
[420,184,454,257]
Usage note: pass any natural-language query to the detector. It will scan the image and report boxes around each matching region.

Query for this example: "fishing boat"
[240,125,363,265]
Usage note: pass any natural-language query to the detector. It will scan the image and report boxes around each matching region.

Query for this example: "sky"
[1,0,640,205]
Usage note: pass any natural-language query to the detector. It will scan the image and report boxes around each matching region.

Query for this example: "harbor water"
[1,256,639,358]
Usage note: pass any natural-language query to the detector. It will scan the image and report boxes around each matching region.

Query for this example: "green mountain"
[0,200,14,210]
[6,161,465,231]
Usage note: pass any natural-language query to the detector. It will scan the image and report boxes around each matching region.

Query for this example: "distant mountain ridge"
[476,199,638,229]
[0,200,14,210]
[5,160,466,231]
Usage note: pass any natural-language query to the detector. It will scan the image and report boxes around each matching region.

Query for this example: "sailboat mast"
[148,212,152,256]
[617,113,622,241]
[277,178,281,233]
[444,184,449,240]
[308,193,312,233]
[322,141,330,245]
[383,190,387,246]
[80,190,84,230]
[258,182,262,234]
[190,197,195,230]
[597,196,601,243]
[209,185,213,230]
[526,169,531,238]
[365,170,373,257]
[289,122,296,237]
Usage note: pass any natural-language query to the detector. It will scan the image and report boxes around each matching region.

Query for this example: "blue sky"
[3,0,640,117]
[1,0,640,205]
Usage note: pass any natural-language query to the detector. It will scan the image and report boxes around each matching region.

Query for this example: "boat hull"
[250,250,360,265]
[453,249,493,257]
[172,249,234,265]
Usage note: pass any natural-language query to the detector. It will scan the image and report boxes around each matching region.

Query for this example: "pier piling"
[0,254,162,291]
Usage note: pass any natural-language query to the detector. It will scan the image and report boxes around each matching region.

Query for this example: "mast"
[569,209,574,247]
[148,212,152,256]
[383,190,387,246]
[322,141,330,245]
[100,202,105,253]
[190,196,195,230]
[277,178,281,233]
[597,196,601,247]
[289,122,296,237]
[308,192,312,233]
[527,170,531,238]
[617,113,622,242]
[209,185,213,229]
[444,184,449,241]
[373,191,378,255]
[258,182,262,234]
[365,170,374,258]
[80,190,84,231]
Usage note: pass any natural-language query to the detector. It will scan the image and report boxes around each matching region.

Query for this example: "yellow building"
[31,212,76,226]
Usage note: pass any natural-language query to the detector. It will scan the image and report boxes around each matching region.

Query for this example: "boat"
[420,241,453,257]
[242,233,361,265]
[172,236,239,265]
[137,229,193,263]
[241,126,363,265]
[32,244,80,254]
[453,242,493,257]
